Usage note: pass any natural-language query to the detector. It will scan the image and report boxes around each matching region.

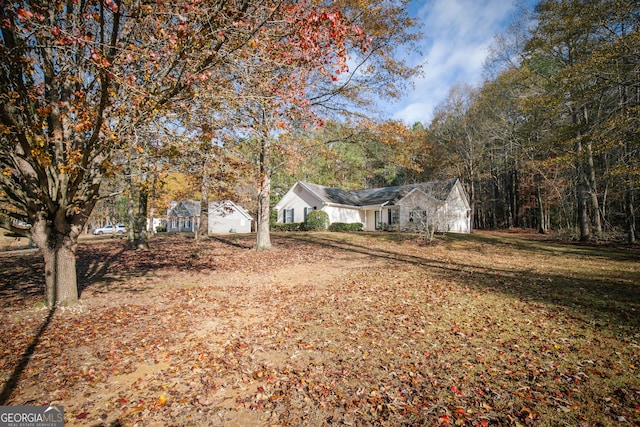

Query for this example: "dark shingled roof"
[169,200,201,217]
[298,179,459,207]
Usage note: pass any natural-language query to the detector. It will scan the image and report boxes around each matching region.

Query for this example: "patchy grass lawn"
[0,231,639,426]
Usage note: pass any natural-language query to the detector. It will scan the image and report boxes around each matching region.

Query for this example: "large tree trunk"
[30,219,80,306]
[255,137,272,250]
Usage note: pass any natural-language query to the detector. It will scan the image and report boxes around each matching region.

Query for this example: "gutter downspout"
[379,201,389,230]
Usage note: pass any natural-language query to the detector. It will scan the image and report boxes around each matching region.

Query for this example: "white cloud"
[385,0,519,125]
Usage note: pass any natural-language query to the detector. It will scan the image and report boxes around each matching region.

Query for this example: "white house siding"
[398,190,441,232]
[294,185,324,209]
[323,205,362,224]
[363,209,377,231]
[209,210,251,233]
[280,201,310,223]
[445,185,471,233]
[277,186,323,223]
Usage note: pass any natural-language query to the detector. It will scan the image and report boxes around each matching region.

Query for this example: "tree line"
[430,0,639,242]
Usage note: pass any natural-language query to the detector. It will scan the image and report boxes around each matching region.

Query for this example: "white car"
[92,224,126,235]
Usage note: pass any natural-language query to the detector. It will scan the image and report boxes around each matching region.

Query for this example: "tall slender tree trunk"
[197,162,210,241]
[576,164,590,241]
[504,173,513,228]
[573,127,591,241]
[148,173,157,237]
[490,167,498,229]
[135,187,150,250]
[148,197,156,237]
[511,168,519,228]
[125,164,136,242]
[469,178,475,233]
[536,185,546,234]
[626,181,636,244]
[31,219,80,306]
[256,137,272,249]
[585,140,602,238]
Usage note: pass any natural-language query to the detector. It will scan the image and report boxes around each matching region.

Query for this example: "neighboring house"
[167,200,253,234]
[167,200,201,232]
[273,179,471,233]
[208,200,253,234]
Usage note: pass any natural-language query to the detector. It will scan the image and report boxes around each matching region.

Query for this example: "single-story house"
[167,200,253,234]
[273,179,471,233]
[167,200,201,232]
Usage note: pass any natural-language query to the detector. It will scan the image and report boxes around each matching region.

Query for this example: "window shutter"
[304,207,309,221]
[283,208,295,223]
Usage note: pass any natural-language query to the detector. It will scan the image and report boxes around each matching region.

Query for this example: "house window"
[375,210,382,230]
[185,219,191,229]
[389,209,399,225]
[171,219,177,229]
[284,208,294,223]
[409,210,427,223]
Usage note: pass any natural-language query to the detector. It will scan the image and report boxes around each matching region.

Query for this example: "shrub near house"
[328,222,363,232]
[304,210,329,231]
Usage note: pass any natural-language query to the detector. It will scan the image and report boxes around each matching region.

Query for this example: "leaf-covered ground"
[1,231,639,426]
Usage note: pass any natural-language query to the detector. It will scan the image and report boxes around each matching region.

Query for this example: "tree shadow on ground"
[2,234,311,303]
[285,233,640,332]
[212,235,254,249]
[450,231,640,262]
[2,232,637,333]
[76,237,232,295]
[0,306,55,405]
[0,251,45,308]
[0,236,233,302]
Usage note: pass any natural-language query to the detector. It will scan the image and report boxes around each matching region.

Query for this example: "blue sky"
[383,0,534,125]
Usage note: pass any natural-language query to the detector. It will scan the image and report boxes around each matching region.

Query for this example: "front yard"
[1,231,639,426]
